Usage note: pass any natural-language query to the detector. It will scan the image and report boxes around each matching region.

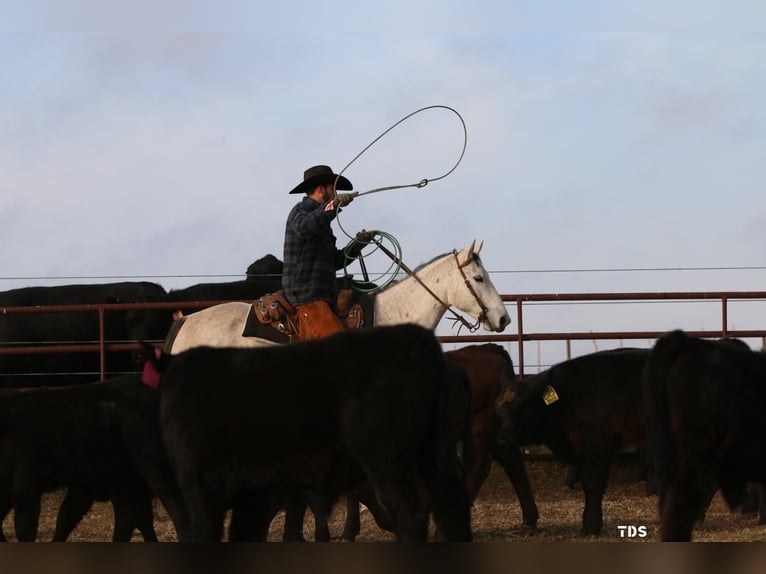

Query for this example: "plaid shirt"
[282,196,346,306]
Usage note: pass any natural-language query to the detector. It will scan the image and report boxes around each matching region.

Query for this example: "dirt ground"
[3,459,764,542]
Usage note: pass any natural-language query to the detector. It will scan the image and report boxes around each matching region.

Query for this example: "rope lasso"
[334,104,467,241]
[334,104,467,200]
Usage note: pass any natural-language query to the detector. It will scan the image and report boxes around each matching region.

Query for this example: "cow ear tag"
[543,386,559,406]
[141,347,162,389]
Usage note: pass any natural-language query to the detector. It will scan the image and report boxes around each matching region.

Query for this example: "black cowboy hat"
[288,165,353,195]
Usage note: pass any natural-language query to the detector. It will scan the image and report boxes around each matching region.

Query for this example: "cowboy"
[283,164,372,341]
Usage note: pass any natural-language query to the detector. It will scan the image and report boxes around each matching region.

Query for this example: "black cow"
[286,358,476,542]
[0,374,187,541]
[643,329,766,541]
[245,254,283,278]
[495,347,649,536]
[0,282,171,388]
[151,324,472,542]
[167,255,284,306]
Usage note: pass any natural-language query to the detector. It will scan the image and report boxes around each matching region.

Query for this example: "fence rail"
[2,291,766,379]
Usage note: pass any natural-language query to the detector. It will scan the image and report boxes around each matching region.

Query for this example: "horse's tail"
[162,316,187,353]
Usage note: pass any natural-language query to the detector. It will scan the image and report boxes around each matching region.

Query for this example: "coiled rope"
[341,230,403,293]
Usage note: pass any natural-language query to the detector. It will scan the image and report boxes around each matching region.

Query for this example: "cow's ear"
[138,341,168,371]
[495,389,516,408]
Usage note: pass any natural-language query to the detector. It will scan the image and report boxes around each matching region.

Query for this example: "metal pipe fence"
[2,291,766,380]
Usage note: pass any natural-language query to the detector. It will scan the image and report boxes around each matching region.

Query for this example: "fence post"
[516,298,524,377]
[98,307,106,380]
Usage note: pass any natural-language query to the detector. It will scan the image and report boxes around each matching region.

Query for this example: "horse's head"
[452,240,510,332]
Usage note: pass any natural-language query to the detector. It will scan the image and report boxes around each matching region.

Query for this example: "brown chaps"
[295,300,347,341]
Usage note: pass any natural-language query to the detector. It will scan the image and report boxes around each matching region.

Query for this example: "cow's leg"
[565,465,580,489]
[282,492,308,542]
[428,463,472,542]
[111,482,158,542]
[0,490,11,542]
[360,493,395,534]
[659,466,703,542]
[177,474,226,542]
[740,482,759,516]
[282,489,333,542]
[491,444,539,528]
[228,488,276,542]
[342,483,395,542]
[124,423,191,541]
[757,483,766,525]
[695,475,719,525]
[341,496,362,542]
[133,498,159,542]
[306,495,332,543]
[52,489,94,542]
[371,473,429,542]
[580,460,609,536]
[11,490,41,542]
[130,451,191,541]
[464,418,494,504]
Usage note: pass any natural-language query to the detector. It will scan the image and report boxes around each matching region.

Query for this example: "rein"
[372,239,487,333]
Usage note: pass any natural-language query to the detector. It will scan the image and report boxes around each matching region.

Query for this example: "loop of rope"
[334,104,467,241]
[341,230,403,293]
[333,104,467,201]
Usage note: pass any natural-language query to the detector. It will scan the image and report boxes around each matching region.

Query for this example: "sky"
[2,1,766,367]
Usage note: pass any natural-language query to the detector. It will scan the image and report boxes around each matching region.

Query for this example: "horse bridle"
[371,239,490,333]
[451,249,490,332]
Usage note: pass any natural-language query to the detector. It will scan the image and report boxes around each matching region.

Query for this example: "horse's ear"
[475,240,484,253]
[458,240,477,264]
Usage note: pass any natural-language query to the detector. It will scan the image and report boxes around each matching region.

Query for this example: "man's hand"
[335,192,359,208]
[355,229,376,243]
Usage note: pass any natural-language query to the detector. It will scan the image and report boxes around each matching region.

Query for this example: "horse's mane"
[377,251,452,293]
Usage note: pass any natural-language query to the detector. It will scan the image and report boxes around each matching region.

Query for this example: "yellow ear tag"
[543,386,559,406]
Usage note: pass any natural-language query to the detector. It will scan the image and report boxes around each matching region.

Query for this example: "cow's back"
[160,324,446,485]
[644,331,766,495]
[157,323,473,541]
[0,282,171,387]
